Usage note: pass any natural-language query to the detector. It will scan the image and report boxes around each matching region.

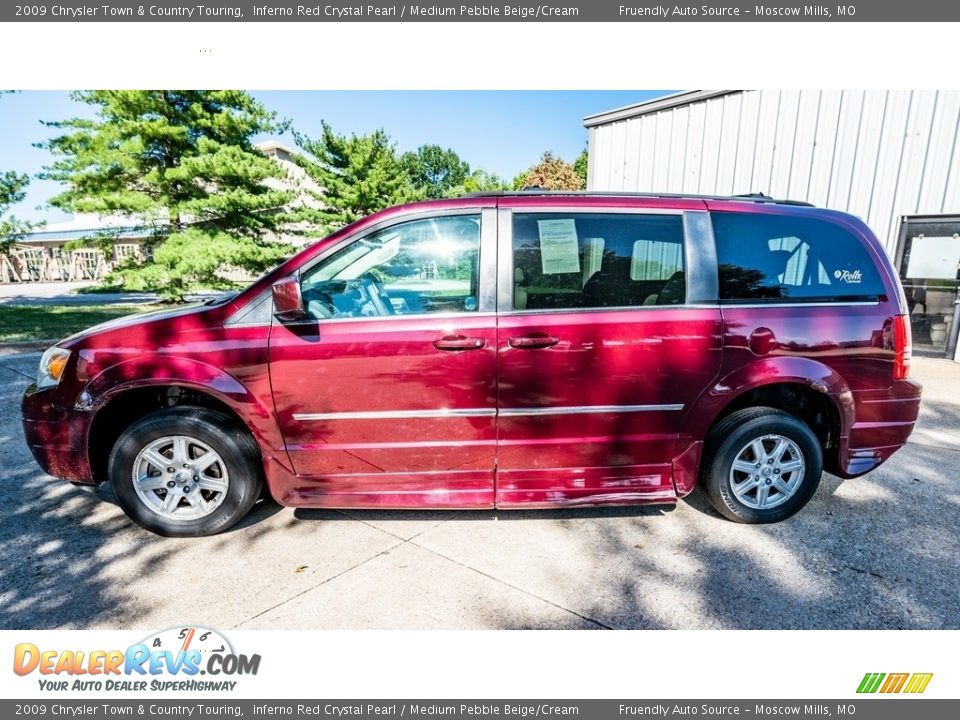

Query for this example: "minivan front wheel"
[701,407,823,523]
[109,407,263,537]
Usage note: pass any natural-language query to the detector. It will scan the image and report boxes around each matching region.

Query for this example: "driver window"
[300,214,481,320]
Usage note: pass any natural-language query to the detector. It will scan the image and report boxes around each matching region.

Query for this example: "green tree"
[40,90,294,300]
[513,151,584,191]
[573,146,589,188]
[459,169,509,194]
[401,144,471,199]
[1,93,33,248]
[0,171,31,249]
[293,122,416,234]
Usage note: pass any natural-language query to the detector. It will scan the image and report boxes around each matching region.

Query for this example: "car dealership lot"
[1,350,957,630]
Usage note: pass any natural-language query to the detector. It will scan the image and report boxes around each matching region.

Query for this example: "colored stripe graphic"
[880,673,909,693]
[857,673,885,693]
[857,672,933,694]
[904,673,933,694]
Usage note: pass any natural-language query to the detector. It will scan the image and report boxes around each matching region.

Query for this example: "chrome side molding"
[293,404,683,421]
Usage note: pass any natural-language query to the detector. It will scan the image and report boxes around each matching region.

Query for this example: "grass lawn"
[0,304,163,344]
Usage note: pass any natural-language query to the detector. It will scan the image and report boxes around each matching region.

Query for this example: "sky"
[0,90,672,224]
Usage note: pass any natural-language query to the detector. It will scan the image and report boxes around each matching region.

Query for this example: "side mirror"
[272,276,305,322]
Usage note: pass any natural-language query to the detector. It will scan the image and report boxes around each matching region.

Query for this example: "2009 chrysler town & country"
[22,192,922,536]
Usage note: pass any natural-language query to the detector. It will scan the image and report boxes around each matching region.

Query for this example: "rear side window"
[712,212,886,303]
[512,212,686,310]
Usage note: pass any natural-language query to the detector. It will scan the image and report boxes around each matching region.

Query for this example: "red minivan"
[22,192,922,536]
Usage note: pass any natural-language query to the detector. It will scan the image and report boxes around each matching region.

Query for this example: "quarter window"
[511,213,686,310]
[300,214,481,319]
[712,212,886,303]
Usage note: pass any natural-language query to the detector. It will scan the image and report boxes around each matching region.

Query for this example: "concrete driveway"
[0,281,158,306]
[0,281,220,305]
[1,352,958,630]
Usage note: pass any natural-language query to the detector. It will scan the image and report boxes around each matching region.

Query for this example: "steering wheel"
[360,273,395,316]
[303,287,337,319]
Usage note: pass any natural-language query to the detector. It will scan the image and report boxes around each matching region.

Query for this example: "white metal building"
[585,90,960,256]
[585,90,960,359]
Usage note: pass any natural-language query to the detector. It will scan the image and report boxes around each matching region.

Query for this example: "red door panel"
[496,308,723,506]
[268,315,497,508]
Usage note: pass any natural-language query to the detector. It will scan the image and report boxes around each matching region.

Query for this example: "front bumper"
[21,383,95,484]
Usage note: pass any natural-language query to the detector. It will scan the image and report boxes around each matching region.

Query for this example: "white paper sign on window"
[906,235,960,280]
[537,219,581,275]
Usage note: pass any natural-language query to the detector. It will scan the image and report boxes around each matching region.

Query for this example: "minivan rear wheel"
[701,407,822,523]
[108,407,263,537]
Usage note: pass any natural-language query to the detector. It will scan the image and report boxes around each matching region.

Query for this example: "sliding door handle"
[433,335,486,351]
[508,334,560,349]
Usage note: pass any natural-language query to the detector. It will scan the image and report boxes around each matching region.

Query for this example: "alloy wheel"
[729,433,806,510]
[131,435,230,520]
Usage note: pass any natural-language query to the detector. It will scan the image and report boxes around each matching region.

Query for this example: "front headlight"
[37,347,71,389]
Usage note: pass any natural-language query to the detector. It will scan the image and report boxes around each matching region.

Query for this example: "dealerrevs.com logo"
[13,626,260,692]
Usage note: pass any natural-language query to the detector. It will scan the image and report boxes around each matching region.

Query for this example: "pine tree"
[292,122,417,234]
[40,91,295,300]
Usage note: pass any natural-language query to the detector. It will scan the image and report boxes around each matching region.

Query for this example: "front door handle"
[508,334,560,349]
[433,335,485,351]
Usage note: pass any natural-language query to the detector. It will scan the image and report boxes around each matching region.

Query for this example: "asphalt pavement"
[0,351,957,630]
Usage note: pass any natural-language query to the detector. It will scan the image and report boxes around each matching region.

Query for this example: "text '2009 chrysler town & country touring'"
[22,192,922,536]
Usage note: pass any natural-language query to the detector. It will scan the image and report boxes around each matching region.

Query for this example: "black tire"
[108,407,263,537]
[700,406,823,524]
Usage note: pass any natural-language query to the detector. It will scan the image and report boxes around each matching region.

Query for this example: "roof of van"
[463,190,815,207]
